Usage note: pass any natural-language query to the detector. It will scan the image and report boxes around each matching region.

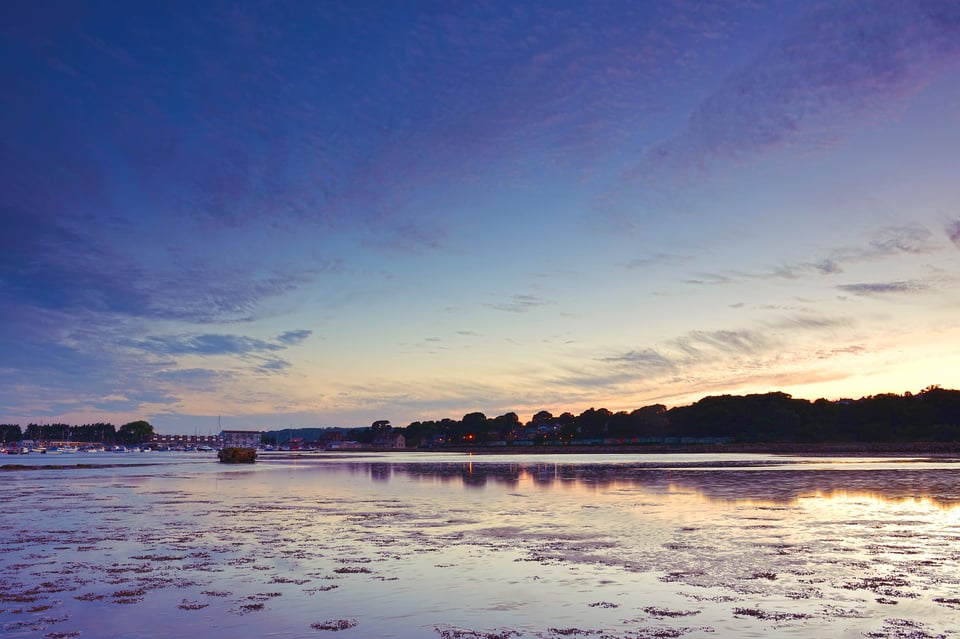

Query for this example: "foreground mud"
[2,453,958,638]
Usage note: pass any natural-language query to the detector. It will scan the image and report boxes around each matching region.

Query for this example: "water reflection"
[316,458,960,508]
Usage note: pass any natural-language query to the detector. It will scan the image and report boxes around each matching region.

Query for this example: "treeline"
[0,421,154,445]
[399,386,960,446]
[5,386,959,448]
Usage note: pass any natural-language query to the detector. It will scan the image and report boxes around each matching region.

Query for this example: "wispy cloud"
[767,259,844,279]
[814,345,866,360]
[488,294,552,313]
[836,281,927,296]
[127,331,310,357]
[602,349,677,375]
[865,224,936,256]
[144,267,316,324]
[686,223,939,287]
[685,273,735,286]
[256,359,291,373]
[155,368,229,390]
[0,201,323,326]
[780,224,937,276]
[574,310,855,395]
[624,252,691,270]
[774,315,849,331]
[277,330,313,345]
[948,219,960,248]
[673,329,770,357]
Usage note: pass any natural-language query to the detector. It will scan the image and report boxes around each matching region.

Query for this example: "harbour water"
[2,451,959,638]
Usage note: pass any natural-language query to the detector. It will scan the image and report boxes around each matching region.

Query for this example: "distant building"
[372,431,405,449]
[220,430,262,449]
[325,440,363,450]
[151,433,222,448]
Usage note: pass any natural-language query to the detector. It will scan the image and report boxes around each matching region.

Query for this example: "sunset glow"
[2,1,959,431]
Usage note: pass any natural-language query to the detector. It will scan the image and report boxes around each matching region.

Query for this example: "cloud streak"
[948,219,960,248]
[488,294,552,314]
[127,331,311,358]
[836,281,927,296]
[685,223,941,288]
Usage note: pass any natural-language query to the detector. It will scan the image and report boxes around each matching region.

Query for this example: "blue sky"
[2,1,959,433]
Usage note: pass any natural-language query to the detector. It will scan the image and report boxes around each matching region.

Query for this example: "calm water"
[2,451,959,638]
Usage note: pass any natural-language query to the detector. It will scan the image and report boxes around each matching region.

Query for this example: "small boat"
[218,447,257,463]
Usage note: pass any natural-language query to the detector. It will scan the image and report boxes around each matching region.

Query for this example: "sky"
[2,1,960,434]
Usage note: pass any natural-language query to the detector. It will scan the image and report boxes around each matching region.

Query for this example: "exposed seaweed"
[863,618,947,639]
[732,607,812,621]
[642,607,700,618]
[311,619,358,631]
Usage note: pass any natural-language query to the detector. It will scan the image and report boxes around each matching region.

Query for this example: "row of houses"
[149,430,405,450]
[150,434,222,447]
[150,430,263,449]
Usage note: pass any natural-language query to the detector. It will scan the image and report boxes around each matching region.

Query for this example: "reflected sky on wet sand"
[2,452,959,638]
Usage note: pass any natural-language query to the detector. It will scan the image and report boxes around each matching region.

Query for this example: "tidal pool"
[2,451,959,638]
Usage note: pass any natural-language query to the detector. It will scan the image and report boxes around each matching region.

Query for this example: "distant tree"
[555,412,578,440]
[915,387,960,441]
[353,427,375,444]
[23,422,69,440]
[398,385,960,448]
[607,411,634,438]
[371,420,392,432]
[0,424,21,443]
[461,412,486,425]
[632,404,668,437]
[434,418,459,445]
[118,420,154,445]
[528,410,554,426]
[75,422,117,443]
[491,412,521,440]
[493,412,520,427]
[401,420,442,447]
[460,412,488,443]
[47,422,72,440]
[577,407,611,438]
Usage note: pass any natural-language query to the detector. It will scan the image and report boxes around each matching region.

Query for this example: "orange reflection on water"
[420,459,960,510]
[651,480,960,512]
[801,488,960,512]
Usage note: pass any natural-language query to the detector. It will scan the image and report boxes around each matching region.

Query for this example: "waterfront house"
[372,431,405,448]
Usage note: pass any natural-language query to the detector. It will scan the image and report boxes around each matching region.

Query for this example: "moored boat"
[218,447,257,463]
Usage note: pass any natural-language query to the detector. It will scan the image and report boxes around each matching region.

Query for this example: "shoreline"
[407,441,960,457]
